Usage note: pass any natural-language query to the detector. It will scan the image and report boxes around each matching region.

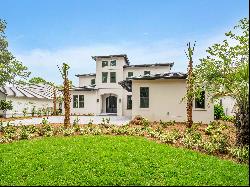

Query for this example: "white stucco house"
[217,96,236,116]
[0,84,62,118]
[68,54,214,124]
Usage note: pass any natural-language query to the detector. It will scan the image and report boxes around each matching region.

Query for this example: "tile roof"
[129,72,187,80]
[0,84,63,99]
[123,62,174,68]
[75,73,96,77]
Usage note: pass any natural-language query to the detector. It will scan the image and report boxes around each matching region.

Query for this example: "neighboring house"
[0,84,62,118]
[217,96,236,116]
[69,54,214,124]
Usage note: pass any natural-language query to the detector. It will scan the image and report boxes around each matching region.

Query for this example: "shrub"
[31,106,36,117]
[210,133,229,153]
[229,146,249,163]
[18,126,32,140]
[63,128,74,136]
[39,119,53,136]
[0,100,13,112]
[73,117,80,132]
[22,107,28,117]
[159,120,175,128]
[142,118,150,128]
[221,115,235,123]
[214,104,225,119]
[182,128,202,149]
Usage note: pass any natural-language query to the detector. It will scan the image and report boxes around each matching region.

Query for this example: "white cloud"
[12,29,229,86]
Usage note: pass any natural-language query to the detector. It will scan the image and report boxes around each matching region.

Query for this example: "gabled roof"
[123,62,174,68]
[91,54,130,65]
[75,73,96,77]
[0,84,63,99]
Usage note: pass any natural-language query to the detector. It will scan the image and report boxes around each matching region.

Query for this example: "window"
[102,72,108,83]
[144,71,150,75]
[79,95,84,108]
[110,72,116,83]
[110,60,116,66]
[140,87,149,108]
[195,91,205,109]
[91,79,95,85]
[127,95,132,109]
[128,72,133,78]
[73,95,78,108]
[102,61,108,67]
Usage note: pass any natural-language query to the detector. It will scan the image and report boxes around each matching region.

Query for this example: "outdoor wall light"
[97,99,99,102]
[119,98,121,103]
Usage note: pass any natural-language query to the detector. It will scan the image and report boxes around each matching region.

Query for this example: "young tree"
[58,63,71,128]
[0,19,30,86]
[185,42,196,128]
[194,18,249,146]
[29,77,47,84]
[0,100,13,117]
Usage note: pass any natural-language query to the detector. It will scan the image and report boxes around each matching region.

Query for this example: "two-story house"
[69,54,214,124]
[70,54,173,117]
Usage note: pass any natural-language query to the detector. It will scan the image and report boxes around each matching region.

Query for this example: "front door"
[106,96,117,113]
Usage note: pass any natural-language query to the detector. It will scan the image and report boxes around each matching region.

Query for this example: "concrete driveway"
[1,116,131,126]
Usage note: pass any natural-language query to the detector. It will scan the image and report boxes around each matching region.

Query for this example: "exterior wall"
[95,57,126,89]
[79,76,96,87]
[216,96,236,116]
[122,89,132,117]
[4,97,53,118]
[123,66,171,79]
[132,79,214,124]
[68,90,97,115]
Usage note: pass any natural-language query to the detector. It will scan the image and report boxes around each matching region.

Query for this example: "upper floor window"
[127,95,132,110]
[128,72,133,78]
[73,95,78,108]
[102,72,108,83]
[144,71,150,75]
[102,61,108,67]
[79,95,84,108]
[110,72,116,83]
[140,87,149,108]
[91,79,95,85]
[110,60,116,66]
[195,91,205,109]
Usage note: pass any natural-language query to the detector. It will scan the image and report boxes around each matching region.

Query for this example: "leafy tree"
[29,77,47,84]
[193,18,249,146]
[0,19,30,86]
[58,63,71,128]
[0,100,13,111]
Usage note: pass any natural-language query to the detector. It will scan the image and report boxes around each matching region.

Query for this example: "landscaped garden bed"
[0,116,248,164]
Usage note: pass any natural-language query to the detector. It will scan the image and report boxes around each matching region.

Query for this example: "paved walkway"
[1,116,131,126]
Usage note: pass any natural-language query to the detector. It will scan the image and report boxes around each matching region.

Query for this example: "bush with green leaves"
[159,120,175,128]
[229,146,249,163]
[22,107,28,117]
[73,116,80,132]
[182,128,202,149]
[62,128,74,136]
[214,104,225,120]
[31,106,36,117]
[221,115,235,123]
[39,118,53,136]
[18,126,32,140]
[0,100,13,112]
[159,129,181,144]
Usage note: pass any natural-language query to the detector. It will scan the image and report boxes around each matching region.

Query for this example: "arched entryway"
[106,95,117,113]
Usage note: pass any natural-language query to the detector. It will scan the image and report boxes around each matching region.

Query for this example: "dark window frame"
[110,72,116,83]
[128,72,133,78]
[79,95,84,108]
[110,60,116,66]
[102,72,108,83]
[91,79,95,85]
[140,87,149,108]
[73,95,78,108]
[127,95,132,110]
[102,61,108,67]
[195,91,205,109]
[144,71,150,75]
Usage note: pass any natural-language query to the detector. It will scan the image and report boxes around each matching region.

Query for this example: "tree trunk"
[53,87,57,115]
[186,59,193,128]
[235,102,249,146]
[64,79,70,128]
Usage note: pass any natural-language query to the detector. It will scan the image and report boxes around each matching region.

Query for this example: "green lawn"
[0,135,248,186]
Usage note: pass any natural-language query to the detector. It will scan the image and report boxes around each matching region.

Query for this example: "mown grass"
[0,135,248,186]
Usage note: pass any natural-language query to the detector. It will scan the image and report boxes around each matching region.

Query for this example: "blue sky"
[1,0,249,85]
